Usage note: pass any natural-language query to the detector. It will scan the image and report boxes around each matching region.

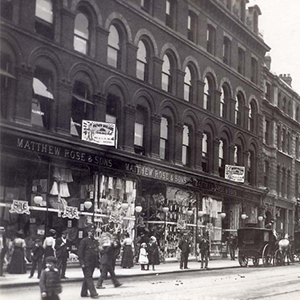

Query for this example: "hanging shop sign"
[82,120,116,146]
[62,206,80,219]
[9,200,30,215]
[225,165,245,183]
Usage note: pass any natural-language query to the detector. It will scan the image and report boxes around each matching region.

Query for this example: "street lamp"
[219,212,226,219]
[258,215,264,222]
[241,213,247,220]
[84,200,93,210]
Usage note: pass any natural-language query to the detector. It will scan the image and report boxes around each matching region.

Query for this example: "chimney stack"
[279,74,292,87]
[264,55,271,69]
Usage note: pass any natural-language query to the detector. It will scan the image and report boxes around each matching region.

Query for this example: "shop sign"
[61,206,80,219]
[225,165,245,183]
[82,120,116,147]
[9,200,30,215]
[135,164,189,184]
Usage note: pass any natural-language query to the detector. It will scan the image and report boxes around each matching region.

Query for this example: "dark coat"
[39,266,62,295]
[31,244,44,261]
[78,237,99,268]
[199,238,209,254]
[100,243,115,268]
[147,242,160,265]
[179,238,190,254]
[55,237,69,259]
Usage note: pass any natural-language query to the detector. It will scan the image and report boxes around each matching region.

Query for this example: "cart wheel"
[274,249,282,266]
[262,244,272,267]
[252,257,259,267]
[238,254,248,267]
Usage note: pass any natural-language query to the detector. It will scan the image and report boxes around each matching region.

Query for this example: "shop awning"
[33,78,54,99]
[72,93,94,105]
[0,68,16,79]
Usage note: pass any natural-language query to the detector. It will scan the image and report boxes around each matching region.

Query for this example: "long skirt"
[121,245,134,268]
[7,246,26,274]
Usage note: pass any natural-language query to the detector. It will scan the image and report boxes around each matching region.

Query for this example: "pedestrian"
[0,227,8,277]
[121,232,134,268]
[55,231,69,279]
[138,243,149,270]
[147,236,160,271]
[39,256,62,300]
[178,233,191,269]
[29,238,44,279]
[78,225,100,299]
[112,234,121,272]
[199,233,210,269]
[96,234,122,290]
[227,234,236,261]
[43,229,56,267]
[7,229,27,274]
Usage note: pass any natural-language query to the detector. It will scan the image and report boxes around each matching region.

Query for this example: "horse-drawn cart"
[237,227,283,267]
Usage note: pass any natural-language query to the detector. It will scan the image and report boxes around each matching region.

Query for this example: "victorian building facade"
[1,0,284,258]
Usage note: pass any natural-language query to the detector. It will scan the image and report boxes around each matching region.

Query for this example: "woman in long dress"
[7,230,26,274]
[121,233,134,268]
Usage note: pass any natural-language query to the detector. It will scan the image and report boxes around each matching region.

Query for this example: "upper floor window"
[296,106,300,122]
[264,160,269,187]
[141,0,151,13]
[219,139,226,177]
[247,150,255,185]
[161,54,172,93]
[235,93,244,126]
[282,97,287,112]
[264,119,270,146]
[184,66,193,102]
[204,76,214,112]
[296,173,299,199]
[265,82,271,101]
[74,11,89,54]
[238,48,245,75]
[276,166,280,194]
[251,57,258,84]
[207,25,216,55]
[107,25,121,68]
[136,40,148,81]
[281,168,286,196]
[287,170,291,198]
[234,145,242,166]
[1,50,15,119]
[220,85,230,119]
[202,132,209,172]
[160,117,169,160]
[287,132,291,154]
[1,0,13,21]
[287,101,292,117]
[134,106,147,155]
[106,93,120,148]
[31,67,54,130]
[223,37,231,65]
[187,11,197,43]
[248,101,257,133]
[277,126,281,149]
[35,0,54,39]
[182,125,190,166]
[71,80,93,137]
[166,0,175,29]
[282,128,286,152]
[296,136,299,159]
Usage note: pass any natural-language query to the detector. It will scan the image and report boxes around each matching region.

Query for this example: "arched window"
[71,80,93,137]
[160,117,169,160]
[107,25,120,68]
[202,132,209,172]
[106,93,121,148]
[220,85,229,119]
[264,160,269,187]
[235,93,244,126]
[31,67,54,130]
[248,101,257,132]
[134,105,148,155]
[182,124,190,166]
[247,149,255,185]
[184,66,193,102]
[74,11,89,54]
[162,54,172,93]
[136,40,148,81]
[204,76,214,111]
[219,139,226,177]
[35,0,54,39]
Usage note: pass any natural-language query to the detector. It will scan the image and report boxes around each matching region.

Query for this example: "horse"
[277,235,291,266]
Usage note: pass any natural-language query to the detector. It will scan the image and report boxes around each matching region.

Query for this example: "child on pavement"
[29,238,44,279]
[39,256,62,300]
[138,243,149,270]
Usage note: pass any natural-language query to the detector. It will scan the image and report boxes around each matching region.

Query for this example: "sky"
[249,0,300,94]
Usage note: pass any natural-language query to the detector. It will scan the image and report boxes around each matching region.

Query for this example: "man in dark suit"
[55,231,69,279]
[178,233,191,269]
[78,225,100,299]
[96,233,122,289]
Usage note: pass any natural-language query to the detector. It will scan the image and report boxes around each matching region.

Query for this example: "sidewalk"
[0,258,240,289]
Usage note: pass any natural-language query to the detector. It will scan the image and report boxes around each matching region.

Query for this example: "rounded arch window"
[136,40,148,81]
[74,11,89,54]
[108,24,121,68]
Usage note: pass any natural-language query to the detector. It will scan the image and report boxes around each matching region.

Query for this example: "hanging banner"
[82,120,116,146]
[62,206,80,219]
[9,200,30,215]
[225,165,245,183]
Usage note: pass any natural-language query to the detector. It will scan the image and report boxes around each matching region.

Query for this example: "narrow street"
[1,264,300,300]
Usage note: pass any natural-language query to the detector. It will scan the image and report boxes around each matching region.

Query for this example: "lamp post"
[134,205,142,260]
[162,204,169,258]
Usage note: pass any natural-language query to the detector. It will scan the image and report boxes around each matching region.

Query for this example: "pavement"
[0,258,240,289]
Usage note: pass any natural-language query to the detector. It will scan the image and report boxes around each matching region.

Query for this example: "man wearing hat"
[29,238,44,278]
[55,231,69,279]
[78,225,100,299]
[39,256,62,300]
